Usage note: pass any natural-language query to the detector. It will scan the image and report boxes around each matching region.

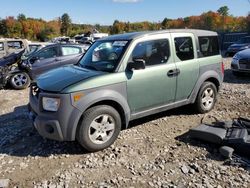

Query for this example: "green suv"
[29,29,224,151]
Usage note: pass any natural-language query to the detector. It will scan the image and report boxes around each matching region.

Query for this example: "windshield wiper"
[82,64,99,71]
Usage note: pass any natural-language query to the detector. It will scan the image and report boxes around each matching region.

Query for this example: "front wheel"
[194,82,217,114]
[77,105,121,152]
[10,72,31,90]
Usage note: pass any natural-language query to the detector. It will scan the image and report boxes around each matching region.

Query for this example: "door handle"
[167,69,180,77]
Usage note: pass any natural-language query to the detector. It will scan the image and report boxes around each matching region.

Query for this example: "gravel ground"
[0,58,250,188]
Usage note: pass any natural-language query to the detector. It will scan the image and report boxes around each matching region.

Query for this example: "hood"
[237,49,250,58]
[37,65,105,92]
[0,50,24,67]
[229,43,249,48]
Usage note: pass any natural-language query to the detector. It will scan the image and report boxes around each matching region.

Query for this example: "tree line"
[0,6,249,41]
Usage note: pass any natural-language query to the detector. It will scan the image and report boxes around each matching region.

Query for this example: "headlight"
[239,46,249,50]
[42,97,60,112]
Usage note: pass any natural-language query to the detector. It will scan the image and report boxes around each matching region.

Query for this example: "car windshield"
[79,40,129,72]
[237,37,250,44]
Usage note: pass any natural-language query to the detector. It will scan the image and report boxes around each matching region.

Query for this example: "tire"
[77,105,121,152]
[194,82,217,114]
[10,72,31,90]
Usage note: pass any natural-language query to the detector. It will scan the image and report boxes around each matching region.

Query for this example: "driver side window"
[37,47,58,59]
[130,39,170,66]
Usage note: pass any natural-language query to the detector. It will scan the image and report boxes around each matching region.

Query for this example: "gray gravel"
[0,58,249,188]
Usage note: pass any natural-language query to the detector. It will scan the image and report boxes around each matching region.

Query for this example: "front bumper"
[231,60,250,73]
[29,86,82,141]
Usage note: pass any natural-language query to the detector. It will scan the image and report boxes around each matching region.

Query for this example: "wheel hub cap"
[88,114,115,145]
[13,74,27,86]
[201,88,214,110]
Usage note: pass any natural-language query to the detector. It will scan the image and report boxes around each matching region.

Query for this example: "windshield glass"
[79,40,129,72]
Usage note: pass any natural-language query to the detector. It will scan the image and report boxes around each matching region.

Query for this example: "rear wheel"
[194,82,217,114]
[10,72,31,90]
[77,105,121,152]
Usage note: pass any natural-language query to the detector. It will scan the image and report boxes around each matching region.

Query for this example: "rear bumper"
[29,87,82,141]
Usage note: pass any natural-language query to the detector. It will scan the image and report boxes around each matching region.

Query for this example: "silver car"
[231,49,250,76]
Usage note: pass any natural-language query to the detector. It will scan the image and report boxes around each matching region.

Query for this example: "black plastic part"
[219,146,234,158]
[189,124,227,144]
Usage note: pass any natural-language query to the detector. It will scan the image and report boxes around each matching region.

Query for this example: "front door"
[126,35,177,113]
[31,46,59,77]
[170,33,199,101]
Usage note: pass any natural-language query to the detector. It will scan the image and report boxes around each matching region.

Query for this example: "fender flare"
[68,89,131,140]
[190,70,222,103]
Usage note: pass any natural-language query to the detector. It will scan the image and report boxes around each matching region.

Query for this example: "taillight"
[221,62,224,75]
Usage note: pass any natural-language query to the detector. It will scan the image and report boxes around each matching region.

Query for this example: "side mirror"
[29,56,39,64]
[127,59,146,70]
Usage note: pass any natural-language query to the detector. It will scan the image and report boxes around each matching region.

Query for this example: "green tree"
[17,13,26,21]
[247,12,250,33]
[161,18,171,29]
[60,13,71,36]
[217,6,229,16]
[217,6,229,31]
[0,18,7,36]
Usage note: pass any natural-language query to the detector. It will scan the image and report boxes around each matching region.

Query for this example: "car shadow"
[0,105,87,157]
[223,69,250,84]
[0,104,195,157]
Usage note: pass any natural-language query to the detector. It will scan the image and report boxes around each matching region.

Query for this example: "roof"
[100,29,218,41]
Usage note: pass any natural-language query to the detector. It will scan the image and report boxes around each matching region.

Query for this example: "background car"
[226,36,250,56]
[0,39,29,58]
[0,50,30,89]
[20,43,87,81]
[231,48,250,76]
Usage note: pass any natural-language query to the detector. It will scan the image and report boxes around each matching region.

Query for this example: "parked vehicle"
[22,42,51,60]
[226,36,250,56]
[0,38,29,58]
[29,29,224,152]
[51,36,75,44]
[0,50,30,89]
[21,43,87,81]
[231,49,250,76]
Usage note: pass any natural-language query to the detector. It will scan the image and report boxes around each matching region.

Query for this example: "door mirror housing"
[127,59,146,70]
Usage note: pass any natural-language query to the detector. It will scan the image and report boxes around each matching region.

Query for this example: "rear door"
[0,42,6,58]
[170,33,199,101]
[56,45,83,65]
[126,34,177,113]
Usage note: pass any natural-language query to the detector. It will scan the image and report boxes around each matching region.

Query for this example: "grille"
[239,58,250,69]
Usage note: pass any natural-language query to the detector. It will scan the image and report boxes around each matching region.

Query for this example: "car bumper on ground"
[28,85,82,141]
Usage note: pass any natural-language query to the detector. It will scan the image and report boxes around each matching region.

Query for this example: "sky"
[0,0,249,25]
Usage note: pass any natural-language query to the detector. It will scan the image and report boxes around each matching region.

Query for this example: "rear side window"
[0,42,4,51]
[61,46,81,56]
[37,47,58,59]
[7,41,23,49]
[131,39,170,66]
[199,36,220,57]
[174,37,194,61]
